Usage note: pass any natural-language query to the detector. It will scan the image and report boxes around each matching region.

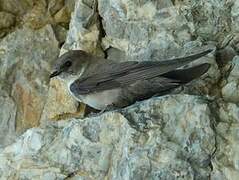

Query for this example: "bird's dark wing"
[70,49,212,94]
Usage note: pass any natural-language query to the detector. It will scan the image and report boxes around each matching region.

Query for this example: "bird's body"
[50,48,213,110]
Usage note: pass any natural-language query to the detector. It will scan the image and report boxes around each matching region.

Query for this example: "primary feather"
[70,49,212,94]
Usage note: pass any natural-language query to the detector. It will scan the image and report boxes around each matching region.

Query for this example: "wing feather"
[70,49,212,94]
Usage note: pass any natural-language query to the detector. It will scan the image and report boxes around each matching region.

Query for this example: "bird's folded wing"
[70,48,212,94]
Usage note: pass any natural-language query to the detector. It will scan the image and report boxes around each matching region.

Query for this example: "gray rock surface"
[61,0,103,55]
[0,25,59,146]
[0,0,239,179]
[231,0,239,33]
[222,56,239,103]
[0,95,216,179]
[99,0,191,60]
[0,0,75,39]
[0,89,17,147]
[211,102,239,180]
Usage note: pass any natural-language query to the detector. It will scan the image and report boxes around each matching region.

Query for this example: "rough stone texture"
[99,0,191,60]
[61,0,103,55]
[211,102,239,180]
[0,25,59,145]
[41,78,79,121]
[0,0,239,179]
[0,0,75,147]
[0,11,15,29]
[23,0,72,29]
[222,56,239,103]
[0,128,66,179]
[0,0,75,38]
[0,11,15,38]
[22,0,73,30]
[0,95,216,179]
[0,0,33,16]
[97,0,231,60]
[175,0,232,43]
[0,88,17,148]
[231,0,239,34]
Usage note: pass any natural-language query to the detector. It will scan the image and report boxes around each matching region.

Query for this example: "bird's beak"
[49,70,61,79]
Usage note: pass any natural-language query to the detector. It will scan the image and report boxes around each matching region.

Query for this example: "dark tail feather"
[163,63,210,83]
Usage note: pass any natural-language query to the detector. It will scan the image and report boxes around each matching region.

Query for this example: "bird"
[50,48,213,110]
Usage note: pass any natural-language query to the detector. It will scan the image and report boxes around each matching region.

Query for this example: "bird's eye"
[65,61,72,67]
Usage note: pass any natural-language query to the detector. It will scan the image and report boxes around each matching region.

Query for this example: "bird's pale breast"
[74,88,122,110]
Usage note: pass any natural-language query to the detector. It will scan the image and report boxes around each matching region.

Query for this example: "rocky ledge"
[1,0,239,179]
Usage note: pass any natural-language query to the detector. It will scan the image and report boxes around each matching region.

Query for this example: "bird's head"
[50,50,89,80]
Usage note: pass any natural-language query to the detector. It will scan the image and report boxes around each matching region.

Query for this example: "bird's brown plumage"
[69,49,212,94]
[50,48,213,110]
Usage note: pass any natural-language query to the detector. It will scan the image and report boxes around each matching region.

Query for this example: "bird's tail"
[162,63,210,83]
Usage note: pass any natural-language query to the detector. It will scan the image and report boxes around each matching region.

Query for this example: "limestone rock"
[54,6,71,24]
[65,0,76,13]
[174,0,232,44]
[40,78,79,121]
[0,128,66,179]
[61,0,103,55]
[0,25,59,140]
[52,24,68,45]
[23,1,51,29]
[0,0,34,16]
[212,102,239,180]
[0,11,15,29]
[218,102,239,124]
[0,0,74,35]
[0,11,15,37]
[47,0,65,16]
[1,0,239,179]
[99,0,191,60]
[23,0,73,29]
[0,95,216,179]
[222,56,239,103]
[231,0,239,33]
[0,89,17,147]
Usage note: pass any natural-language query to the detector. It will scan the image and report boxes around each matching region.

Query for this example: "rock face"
[40,78,79,122]
[222,56,239,102]
[0,0,75,40]
[0,25,59,146]
[0,95,216,179]
[0,0,239,179]
[61,0,103,55]
[99,0,189,60]
[212,102,239,180]
[0,89,17,146]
